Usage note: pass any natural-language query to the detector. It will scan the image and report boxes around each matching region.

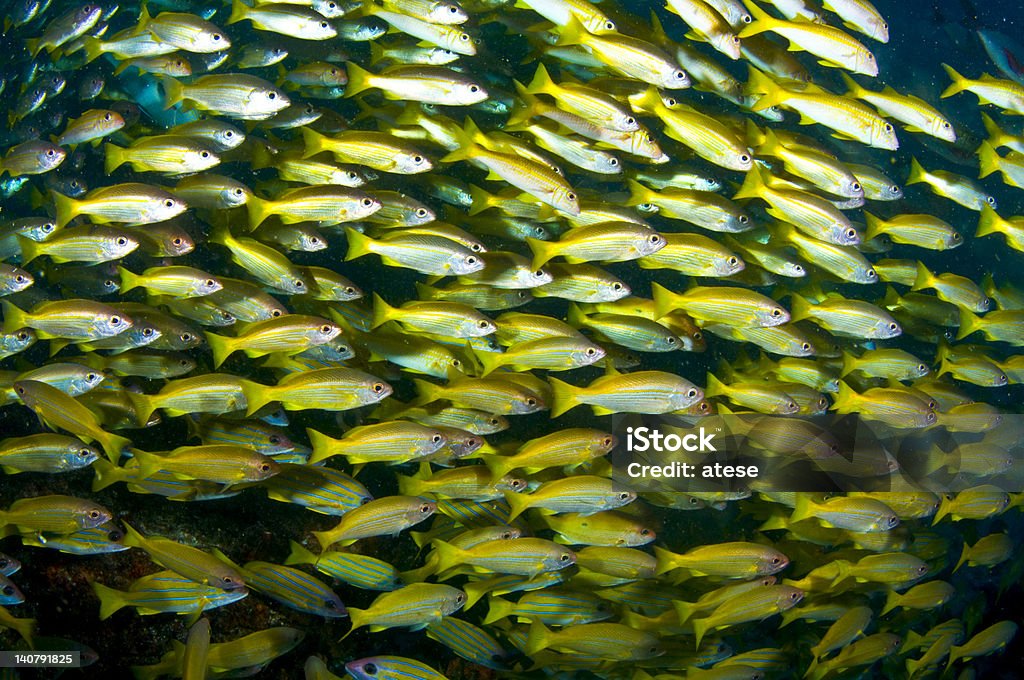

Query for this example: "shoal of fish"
[0,0,1022,677]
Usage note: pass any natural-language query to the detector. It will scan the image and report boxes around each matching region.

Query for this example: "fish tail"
[547,377,580,418]
[977,141,1000,178]
[564,302,586,329]
[300,126,326,159]
[312,528,335,552]
[2,300,27,336]
[790,492,814,524]
[881,588,900,615]
[161,76,185,110]
[830,381,858,415]
[344,227,374,261]
[370,292,396,329]
[411,378,443,406]
[368,41,385,66]
[204,331,234,369]
[503,489,530,522]
[239,379,270,416]
[672,598,695,623]
[227,0,249,24]
[524,619,553,655]
[941,63,968,97]
[399,559,436,584]
[553,14,587,48]
[439,120,479,163]
[125,391,156,428]
[862,211,885,241]
[525,236,556,271]
[952,544,969,572]
[343,61,373,98]
[651,282,677,319]
[839,351,859,377]
[81,36,104,64]
[245,195,270,231]
[980,112,1004,145]
[429,539,465,574]
[117,266,140,293]
[466,184,492,216]
[306,428,338,465]
[104,142,127,174]
[526,63,555,95]
[905,156,927,185]
[98,431,132,462]
[911,261,933,292]
[788,292,811,322]
[482,595,515,625]
[745,68,783,111]
[50,190,80,228]
[653,546,679,576]
[704,372,727,398]
[507,81,540,128]
[956,308,982,341]
[340,607,364,640]
[738,0,776,38]
[624,178,652,207]
[395,471,418,496]
[733,165,765,201]
[91,458,128,492]
[15,236,40,265]
[839,72,865,99]
[475,348,504,378]
[976,205,1003,239]
[133,450,162,480]
[92,582,127,621]
[462,579,489,609]
[692,616,710,649]
[284,540,316,566]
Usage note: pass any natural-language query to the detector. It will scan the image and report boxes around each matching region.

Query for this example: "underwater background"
[0,0,1023,677]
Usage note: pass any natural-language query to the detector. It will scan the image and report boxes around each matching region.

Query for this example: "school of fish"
[0,0,1022,677]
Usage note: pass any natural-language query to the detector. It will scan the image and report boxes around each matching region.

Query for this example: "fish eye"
[372,382,386,393]
[640,528,651,536]
[728,256,738,266]
[320,324,332,333]
[771,308,782,317]
[173,238,183,246]
[890,185,900,193]
[612,282,623,290]
[771,556,781,564]
[164,199,175,208]
[413,155,424,164]
[693,331,703,340]
[268,92,276,99]
[16,332,28,340]
[469,85,479,93]
[644,133,653,142]
[269,435,281,445]
[259,463,271,472]
[361,197,374,207]
[585,347,597,356]
[104,113,112,120]
[674,70,686,80]
[618,492,631,501]
[116,236,129,246]
[467,256,478,265]
[605,20,615,30]
[666,336,676,344]
[459,33,469,41]
[2,586,13,596]
[15,386,24,395]
[325,599,338,609]
[88,509,101,519]
[320,21,329,28]
[45,148,55,157]
[888,322,898,331]
[998,374,1008,384]
[200,150,210,158]
[926,412,937,422]
[801,342,811,351]
[790,592,800,600]
[14,274,25,283]
[455,593,465,603]
[987,196,996,205]
[559,553,572,562]
[953,233,962,241]
[416,208,428,217]
[110,316,122,325]
[526,397,537,406]
[224,130,234,138]
[86,372,98,382]
[181,333,193,342]
[567,192,577,201]
[738,215,749,224]
[883,123,893,132]
[272,309,282,317]
[740,153,751,163]
[142,327,154,337]
[866,269,876,278]
[609,157,619,166]
[213,33,222,41]
[687,388,698,398]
